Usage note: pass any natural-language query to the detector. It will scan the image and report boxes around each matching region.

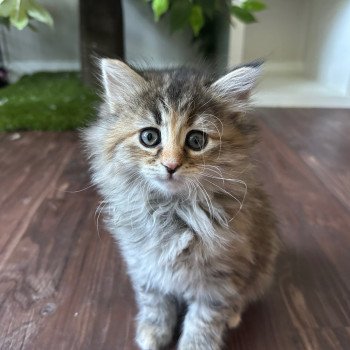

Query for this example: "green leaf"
[189,5,204,36]
[230,5,257,23]
[0,0,17,17]
[169,0,192,32]
[242,0,266,12]
[9,0,29,30]
[151,0,169,21]
[27,0,53,27]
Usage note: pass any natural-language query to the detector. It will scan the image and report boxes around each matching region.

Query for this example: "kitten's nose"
[162,162,181,174]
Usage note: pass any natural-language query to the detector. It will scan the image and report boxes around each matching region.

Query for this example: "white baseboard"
[7,60,80,82]
[254,72,350,108]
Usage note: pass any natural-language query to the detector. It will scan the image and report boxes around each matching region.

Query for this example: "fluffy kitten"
[83,59,279,350]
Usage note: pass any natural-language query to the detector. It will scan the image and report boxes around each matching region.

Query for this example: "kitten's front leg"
[135,287,178,350]
[178,301,231,350]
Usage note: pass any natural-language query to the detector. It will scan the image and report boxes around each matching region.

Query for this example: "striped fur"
[83,60,279,350]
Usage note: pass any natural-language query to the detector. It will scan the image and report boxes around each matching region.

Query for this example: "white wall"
[227,0,350,107]
[4,0,80,77]
[240,0,350,95]
[243,0,310,69]
[3,0,200,78]
[305,0,350,95]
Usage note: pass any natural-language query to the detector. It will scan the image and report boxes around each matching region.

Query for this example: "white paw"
[177,341,197,350]
[227,313,241,329]
[178,340,218,350]
[136,323,171,350]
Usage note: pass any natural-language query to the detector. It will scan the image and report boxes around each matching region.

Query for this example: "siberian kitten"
[83,59,279,350]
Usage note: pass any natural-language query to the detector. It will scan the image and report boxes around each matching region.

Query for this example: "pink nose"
[164,162,179,170]
[162,162,181,174]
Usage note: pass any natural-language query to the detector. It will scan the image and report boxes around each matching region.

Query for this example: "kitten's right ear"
[100,59,146,111]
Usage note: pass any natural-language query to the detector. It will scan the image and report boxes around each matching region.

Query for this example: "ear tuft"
[100,59,146,111]
[210,61,262,106]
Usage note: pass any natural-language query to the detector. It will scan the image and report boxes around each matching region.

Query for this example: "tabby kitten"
[83,59,279,350]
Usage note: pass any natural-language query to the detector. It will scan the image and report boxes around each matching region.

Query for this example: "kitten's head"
[85,59,261,197]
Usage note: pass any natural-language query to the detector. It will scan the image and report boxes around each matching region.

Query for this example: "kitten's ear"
[100,59,146,111]
[210,62,262,108]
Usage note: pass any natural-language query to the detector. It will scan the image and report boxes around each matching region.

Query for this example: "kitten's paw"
[178,340,220,350]
[227,312,241,329]
[177,342,197,350]
[136,322,173,350]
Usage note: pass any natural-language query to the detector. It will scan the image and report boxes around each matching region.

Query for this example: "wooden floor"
[1,108,350,350]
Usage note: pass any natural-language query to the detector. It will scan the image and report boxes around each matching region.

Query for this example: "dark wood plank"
[257,119,350,282]
[226,116,350,350]
[0,133,77,270]
[256,108,350,212]
[0,132,136,350]
[0,108,350,350]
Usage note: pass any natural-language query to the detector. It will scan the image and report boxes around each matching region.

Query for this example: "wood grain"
[0,109,349,350]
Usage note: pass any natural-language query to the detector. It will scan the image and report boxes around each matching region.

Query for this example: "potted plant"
[146,0,267,57]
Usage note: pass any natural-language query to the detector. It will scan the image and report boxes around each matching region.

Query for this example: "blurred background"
[1,0,349,131]
[1,2,350,349]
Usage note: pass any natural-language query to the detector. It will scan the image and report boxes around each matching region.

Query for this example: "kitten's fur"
[83,59,279,350]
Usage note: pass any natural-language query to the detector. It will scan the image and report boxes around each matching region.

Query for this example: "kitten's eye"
[186,130,208,151]
[140,128,161,147]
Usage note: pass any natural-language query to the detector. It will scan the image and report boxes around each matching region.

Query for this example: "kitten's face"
[117,102,221,195]
[93,60,260,197]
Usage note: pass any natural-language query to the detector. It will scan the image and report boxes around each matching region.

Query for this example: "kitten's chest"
[113,197,230,291]
[131,229,210,293]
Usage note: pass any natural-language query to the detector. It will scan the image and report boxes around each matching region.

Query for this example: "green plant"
[0,0,53,30]
[148,0,266,55]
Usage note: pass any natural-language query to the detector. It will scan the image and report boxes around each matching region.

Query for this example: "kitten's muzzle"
[162,162,182,175]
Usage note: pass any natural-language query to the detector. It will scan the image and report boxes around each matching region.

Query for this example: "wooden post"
[79,0,124,87]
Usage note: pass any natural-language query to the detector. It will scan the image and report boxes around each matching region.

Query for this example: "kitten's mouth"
[155,174,185,193]
[158,175,179,182]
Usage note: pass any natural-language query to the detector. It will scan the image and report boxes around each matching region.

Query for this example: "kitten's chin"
[152,177,187,196]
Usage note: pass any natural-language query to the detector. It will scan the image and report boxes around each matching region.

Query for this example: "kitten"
[83,59,279,350]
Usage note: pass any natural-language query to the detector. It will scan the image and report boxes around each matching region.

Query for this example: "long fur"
[83,60,279,350]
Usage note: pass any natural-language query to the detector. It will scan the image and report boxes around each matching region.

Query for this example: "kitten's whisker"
[199,166,225,180]
[65,182,96,193]
[200,164,223,173]
[198,93,217,111]
[193,176,214,221]
[199,164,250,176]
[95,201,107,240]
[184,181,193,201]
[201,173,248,188]
[201,173,248,205]
[198,164,224,175]
[94,200,105,220]
[203,178,243,209]
[187,179,215,240]
[200,114,223,159]
[204,113,224,135]
[202,175,248,222]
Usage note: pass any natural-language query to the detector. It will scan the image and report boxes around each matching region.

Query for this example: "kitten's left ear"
[210,61,262,106]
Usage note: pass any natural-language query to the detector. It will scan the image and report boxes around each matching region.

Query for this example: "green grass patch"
[0,72,100,131]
